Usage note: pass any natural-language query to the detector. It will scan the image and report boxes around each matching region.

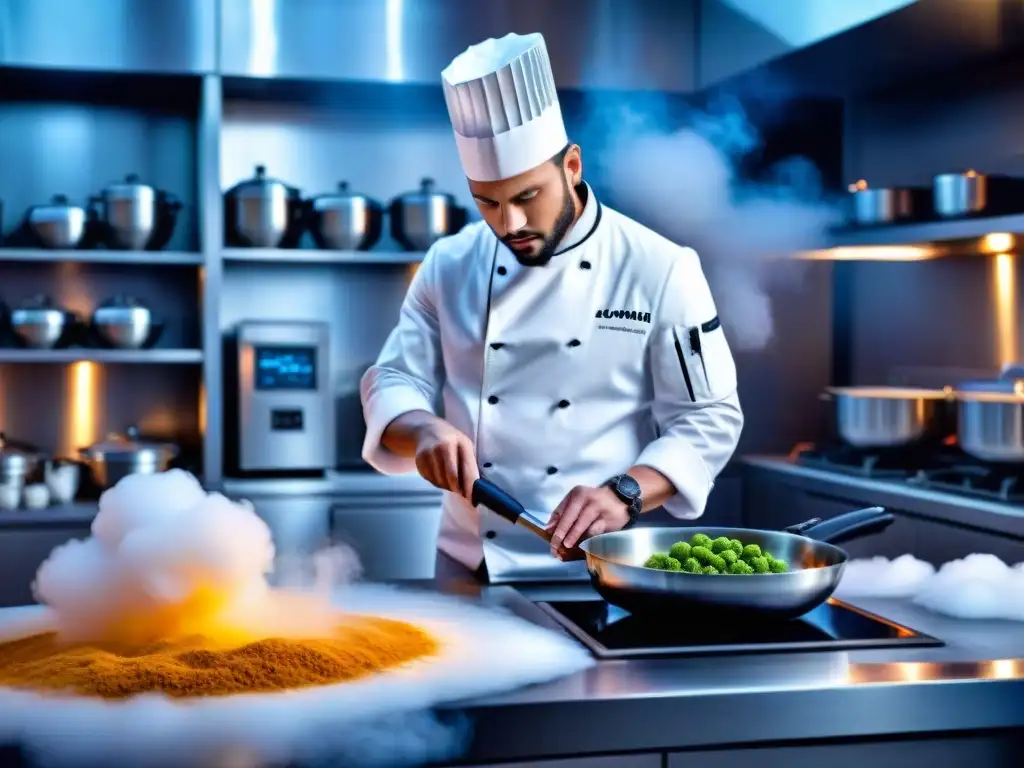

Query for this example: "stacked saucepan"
[222,165,469,252]
[10,175,183,250]
[821,363,1024,463]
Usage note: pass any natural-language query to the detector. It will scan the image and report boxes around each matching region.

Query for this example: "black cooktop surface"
[536,598,943,659]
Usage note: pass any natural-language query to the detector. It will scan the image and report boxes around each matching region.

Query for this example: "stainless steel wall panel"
[219,0,697,92]
[0,0,215,74]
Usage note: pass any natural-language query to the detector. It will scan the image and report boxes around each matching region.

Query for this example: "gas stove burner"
[907,464,1024,504]
[796,445,927,478]
[536,598,942,659]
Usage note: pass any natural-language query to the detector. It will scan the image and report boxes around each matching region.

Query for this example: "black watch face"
[617,474,641,499]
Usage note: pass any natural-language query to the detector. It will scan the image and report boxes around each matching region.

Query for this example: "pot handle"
[784,506,892,545]
[0,432,46,456]
[471,478,552,543]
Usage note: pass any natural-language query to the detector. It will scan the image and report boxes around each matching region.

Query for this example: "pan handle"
[471,478,552,543]
[784,506,893,546]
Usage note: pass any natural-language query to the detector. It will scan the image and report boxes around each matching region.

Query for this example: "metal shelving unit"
[829,213,1024,248]
[0,349,204,364]
[0,249,204,265]
[222,248,424,265]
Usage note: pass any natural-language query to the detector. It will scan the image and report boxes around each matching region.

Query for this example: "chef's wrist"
[626,465,676,512]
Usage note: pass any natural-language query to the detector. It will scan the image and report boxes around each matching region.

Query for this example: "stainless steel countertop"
[743,454,1024,536]
[221,468,441,498]
[429,556,1024,762]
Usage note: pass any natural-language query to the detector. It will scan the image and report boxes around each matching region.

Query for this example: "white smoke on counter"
[1,471,595,767]
[31,469,347,644]
[834,555,936,599]
[835,553,1024,621]
[576,93,842,351]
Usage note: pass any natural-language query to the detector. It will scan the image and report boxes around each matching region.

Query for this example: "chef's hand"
[546,485,630,559]
[414,420,480,499]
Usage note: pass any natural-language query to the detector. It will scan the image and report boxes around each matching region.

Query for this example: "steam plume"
[576,93,841,351]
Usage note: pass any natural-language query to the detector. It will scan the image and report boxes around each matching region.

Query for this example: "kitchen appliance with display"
[235,321,334,474]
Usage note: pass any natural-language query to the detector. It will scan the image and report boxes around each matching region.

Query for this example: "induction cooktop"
[535,599,944,659]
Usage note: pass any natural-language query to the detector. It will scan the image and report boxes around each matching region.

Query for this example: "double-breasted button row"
[488,339,581,349]
[478,462,557,475]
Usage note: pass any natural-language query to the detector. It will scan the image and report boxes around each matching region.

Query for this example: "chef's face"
[469,145,582,266]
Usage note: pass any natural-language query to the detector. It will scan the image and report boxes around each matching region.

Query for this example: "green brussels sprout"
[690,545,714,565]
[682,557,701,573]
[690,533,713,549]
[710,536,733,554]
[741,544,762,561]
[668,541,692,562]
[728,560,754,575]
[749,556,770,574]
[643,553,673,570]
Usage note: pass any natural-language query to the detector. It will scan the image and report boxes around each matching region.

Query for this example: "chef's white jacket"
[361,185,744,581]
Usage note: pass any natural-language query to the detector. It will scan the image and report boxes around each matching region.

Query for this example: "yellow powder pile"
[0,615,439,699]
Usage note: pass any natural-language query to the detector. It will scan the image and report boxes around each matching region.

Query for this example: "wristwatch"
[606,474,642,529]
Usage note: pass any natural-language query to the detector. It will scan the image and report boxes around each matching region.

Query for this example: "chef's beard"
[501,174,577,267]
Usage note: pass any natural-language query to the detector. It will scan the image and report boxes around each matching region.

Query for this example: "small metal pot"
[26,194,87,249]
[847,181,929,226]
[934,171,988,218]
[78,426,179,488]
[821,387,954,449]
[389,178,468,251]
[306,181,383,251]
[952,363,1024,462]
[0,433,45,488]
[10,294,74,349]
[224,165,304,248]
[92,174,183,251]
[91,294,161,350]
[955,391,1024,463]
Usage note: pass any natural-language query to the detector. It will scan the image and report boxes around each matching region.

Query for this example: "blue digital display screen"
[254,346,317,390]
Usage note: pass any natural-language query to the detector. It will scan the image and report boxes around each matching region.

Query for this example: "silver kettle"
[224,165,305,248]
[388,178,468,252]
[306,181,383,251]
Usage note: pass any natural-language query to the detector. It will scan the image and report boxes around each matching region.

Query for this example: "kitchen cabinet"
[331,496,443,581]
[459,756,660,768]
[668,733,1023,767]
[0,524,92,608]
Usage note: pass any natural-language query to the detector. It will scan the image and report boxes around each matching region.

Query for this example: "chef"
[361,32,744,582]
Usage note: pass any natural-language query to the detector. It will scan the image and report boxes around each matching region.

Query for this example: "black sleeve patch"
[700,315,721,333]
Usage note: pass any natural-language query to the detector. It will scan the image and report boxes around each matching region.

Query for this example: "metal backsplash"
[0,0,215,74]
[219,0,698,93]
[842,58,1024,385]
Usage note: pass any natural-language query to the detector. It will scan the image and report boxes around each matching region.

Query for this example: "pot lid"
[0,433,41,463]
[103,173,155,196]
[82,426,174,456]
[97,293,148,310]
[227,165,299,198]
[393,177,455,205]
[33,194,83,211]
[18,294,62,311]
[312,181,376,204]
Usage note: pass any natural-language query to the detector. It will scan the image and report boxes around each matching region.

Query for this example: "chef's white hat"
[442,32,568,183]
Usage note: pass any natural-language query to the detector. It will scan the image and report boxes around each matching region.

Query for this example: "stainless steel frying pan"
[472,479,894,620]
